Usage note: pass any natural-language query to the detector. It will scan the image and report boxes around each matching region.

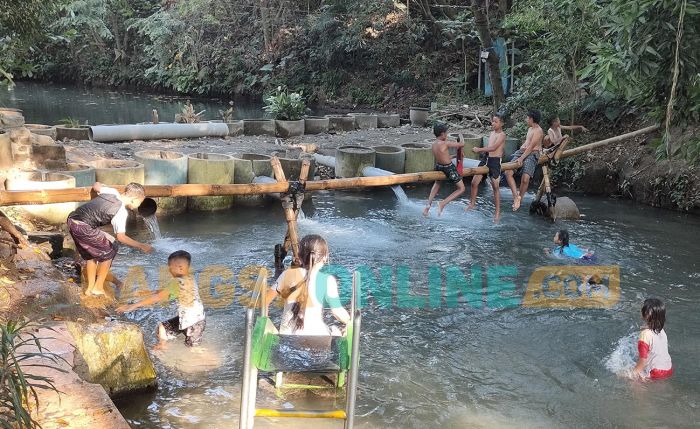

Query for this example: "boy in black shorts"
[424,123,466,217]
[117,250,206,347]
[468,114,506,222]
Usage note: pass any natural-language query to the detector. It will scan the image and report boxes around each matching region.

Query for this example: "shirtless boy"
[504,110,544,211]
[423,123,465,217]
[467,114,506,221]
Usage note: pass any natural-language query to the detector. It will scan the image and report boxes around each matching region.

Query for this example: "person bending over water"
[467,113,506,222]
[545,229,595,260]
[424,123,466,217]
[67,182,153,296]
[504,110,544,211]
[117,250,206,348]
[266,235,350,335]
[628,298,673,380]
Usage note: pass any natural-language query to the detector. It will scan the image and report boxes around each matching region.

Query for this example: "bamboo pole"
[0,125,660,207]
[282,159,310,257]
[271,157,301,262]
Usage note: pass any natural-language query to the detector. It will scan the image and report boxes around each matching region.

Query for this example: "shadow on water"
[113,188,700,428]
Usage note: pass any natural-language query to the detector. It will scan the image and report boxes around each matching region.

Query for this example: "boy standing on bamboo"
[467,114,506,221]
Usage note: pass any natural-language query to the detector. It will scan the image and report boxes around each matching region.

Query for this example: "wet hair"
[492,113,504,124]
[124,182,145,199]
[527,110,541,125]
[279,234,329,331]
[555,229,570,254]
[641,298,666,333]
[433,122,449,137]
[168,250,192,265]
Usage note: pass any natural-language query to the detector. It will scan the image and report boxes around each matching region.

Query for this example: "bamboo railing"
[0,125,659,207]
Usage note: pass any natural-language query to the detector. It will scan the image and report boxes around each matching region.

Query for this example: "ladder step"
[255,408,347,419]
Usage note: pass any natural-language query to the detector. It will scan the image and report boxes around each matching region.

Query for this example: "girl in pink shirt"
[632,298,673,380]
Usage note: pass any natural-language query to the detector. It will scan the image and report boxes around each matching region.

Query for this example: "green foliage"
[58,117,86,128]
[580,0,700,123]
[0,319,66,429]
[263,87,308,121]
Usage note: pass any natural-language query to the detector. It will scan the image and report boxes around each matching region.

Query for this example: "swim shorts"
[162,316,206,347]
[67,218,118,262]
[478,156,502,180]
[435,163,462,184]
[510,148,539,177]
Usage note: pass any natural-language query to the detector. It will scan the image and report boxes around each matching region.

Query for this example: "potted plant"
[264,86,308,138]
[55,117,90,141]
[219,102,243,136]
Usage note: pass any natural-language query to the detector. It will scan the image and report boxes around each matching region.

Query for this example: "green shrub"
[263,86,308,121]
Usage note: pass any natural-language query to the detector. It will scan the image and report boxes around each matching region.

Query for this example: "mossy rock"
[66,321,157,397]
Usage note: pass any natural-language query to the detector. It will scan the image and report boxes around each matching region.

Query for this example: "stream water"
[112,188,700,428]
[0,81,266,125]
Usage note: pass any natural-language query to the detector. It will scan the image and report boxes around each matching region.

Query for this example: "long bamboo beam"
[0,125,659,207]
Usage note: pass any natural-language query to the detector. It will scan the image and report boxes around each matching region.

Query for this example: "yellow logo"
[523,265,620,308]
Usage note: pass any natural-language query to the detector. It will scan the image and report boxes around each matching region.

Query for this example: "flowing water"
[143,215,162,240]
[112,188,700,428]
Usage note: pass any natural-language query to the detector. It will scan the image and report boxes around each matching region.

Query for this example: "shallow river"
[111,187,700,428]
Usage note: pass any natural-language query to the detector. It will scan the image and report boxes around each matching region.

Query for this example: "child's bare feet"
[422,205,431,217]
[465,203,476,211]
[512,195,522,211]
[437,201,446,217]
[494,212,501,223]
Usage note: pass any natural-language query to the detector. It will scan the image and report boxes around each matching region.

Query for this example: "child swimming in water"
[545,229,594,260]
[117,250,206,348]
[629,298,673,380]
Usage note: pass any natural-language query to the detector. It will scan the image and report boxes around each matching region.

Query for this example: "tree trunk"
[471,0,505,111]
[259,0,272,51]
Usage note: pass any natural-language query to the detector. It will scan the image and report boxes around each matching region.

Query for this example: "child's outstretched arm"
[116,289,169,313]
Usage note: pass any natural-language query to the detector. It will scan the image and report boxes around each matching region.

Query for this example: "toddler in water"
[629,298,673,380]
[545,229,594,260]
[117,250,206,348]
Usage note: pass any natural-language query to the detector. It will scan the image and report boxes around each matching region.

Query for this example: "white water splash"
[143,215,161,239]
[604,332,638,375]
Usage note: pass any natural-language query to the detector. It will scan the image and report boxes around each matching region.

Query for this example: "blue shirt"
[554,244,588,259]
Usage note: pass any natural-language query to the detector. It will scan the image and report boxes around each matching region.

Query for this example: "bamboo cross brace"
[282,159,310,256]
[270,157,301,262]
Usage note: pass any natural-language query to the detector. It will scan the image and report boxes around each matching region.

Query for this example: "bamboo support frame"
[0,126,660,207]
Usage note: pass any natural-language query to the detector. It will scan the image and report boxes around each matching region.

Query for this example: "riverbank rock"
[548,196,580,220]
[66,321,157,397]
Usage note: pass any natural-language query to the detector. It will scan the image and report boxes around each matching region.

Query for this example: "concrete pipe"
[25,124,57,140]
[243,119,275,136]
[409,107,430,127]
[57,163,96,188]
[347,113,378,130]
[187,153,235,211]
[450,133,482,160]
[401,143,435,173]
[89,123,229,143]
[377,114,401,128]
[303,116,329,135]
[335,146,376,178]
[226,120,244,137]
[134,150,188,214]
[56,125,90,141]
[5,172,76,225]
[279,156,316,181]
[91,159,145,185]
[276,119,305,138]
[233,154,273,205]
[326,115,355,132]
[373,145,405,173]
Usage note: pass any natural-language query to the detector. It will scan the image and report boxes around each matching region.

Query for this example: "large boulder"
[548,196,580,221]
[66,321,157,397]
